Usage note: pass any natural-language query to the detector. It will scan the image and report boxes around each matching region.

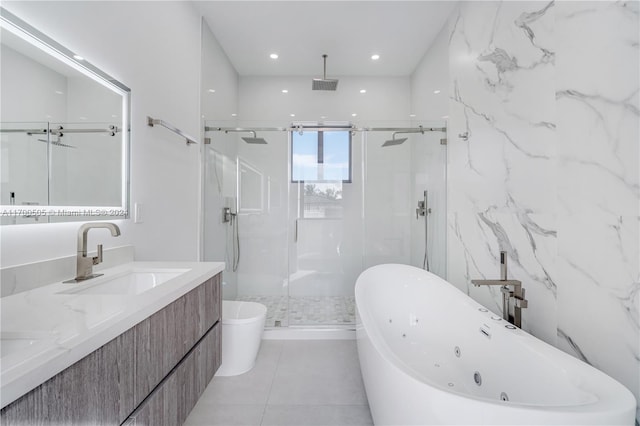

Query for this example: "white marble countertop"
[0,261,225,408]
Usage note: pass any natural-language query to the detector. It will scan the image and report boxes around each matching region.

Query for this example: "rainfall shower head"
[223,130,268,144]
[312,54,339,91]
[382,137,408,147]
[381,126,436,147]
[241,136,268,144]
[37,138,76,148]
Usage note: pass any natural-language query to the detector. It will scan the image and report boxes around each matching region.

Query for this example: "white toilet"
[215,300,267,376]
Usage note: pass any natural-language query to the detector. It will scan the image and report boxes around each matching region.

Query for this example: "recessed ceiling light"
[73,55,84,61]
[54,90,64,95]
[112,114,117,118]
[360,89,366,94]
[290,114,296,117]
[208,89,216,93]
[409,114,416,117]
[270,53,279,59]
[320,116,327,119]
[282,89,288,93]
[231,113,237,117]
[79,116,87,120]
[442,115,449,119]
[352,113,357,117]
[434,90,441,94]
[371,54,380,60]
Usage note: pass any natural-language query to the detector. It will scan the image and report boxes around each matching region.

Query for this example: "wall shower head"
[222,129,268,144]
[312,54,339,91]
[382,137,408,147]
[241,136,268,144]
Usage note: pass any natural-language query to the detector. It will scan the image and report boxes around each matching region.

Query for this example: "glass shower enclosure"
[202,119,447,328]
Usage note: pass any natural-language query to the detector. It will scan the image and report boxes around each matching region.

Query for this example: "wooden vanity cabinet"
[0,273,222,426]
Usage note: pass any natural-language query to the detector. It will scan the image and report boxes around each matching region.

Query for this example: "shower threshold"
[262,326,356,340]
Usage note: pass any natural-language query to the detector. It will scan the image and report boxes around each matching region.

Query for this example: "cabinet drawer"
[134,275,220,406]
[127,322,221,426]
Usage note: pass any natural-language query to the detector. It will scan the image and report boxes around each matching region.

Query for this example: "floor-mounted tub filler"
[355,264,636,425]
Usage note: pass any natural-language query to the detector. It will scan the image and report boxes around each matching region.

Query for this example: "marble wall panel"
[446,1,639,420]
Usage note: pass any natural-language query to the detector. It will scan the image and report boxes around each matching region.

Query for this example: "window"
[292,127,351,218]
[291,129,351,183]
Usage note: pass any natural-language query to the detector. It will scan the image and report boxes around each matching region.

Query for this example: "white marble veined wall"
[446,1,639,421]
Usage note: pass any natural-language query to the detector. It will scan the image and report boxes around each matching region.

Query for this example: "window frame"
[290,128,352,184]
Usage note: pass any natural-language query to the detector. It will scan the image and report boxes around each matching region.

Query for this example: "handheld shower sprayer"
[417,190,431,271]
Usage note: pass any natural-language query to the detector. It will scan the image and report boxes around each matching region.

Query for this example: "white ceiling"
[194,1,457,77]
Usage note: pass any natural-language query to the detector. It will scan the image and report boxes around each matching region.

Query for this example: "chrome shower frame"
[205,125,446,137]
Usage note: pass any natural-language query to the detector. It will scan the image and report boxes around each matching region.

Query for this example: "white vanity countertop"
[0,261,225,409]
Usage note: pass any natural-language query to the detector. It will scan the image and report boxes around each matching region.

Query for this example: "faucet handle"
[93,244,103,265]
[514,288,528,308]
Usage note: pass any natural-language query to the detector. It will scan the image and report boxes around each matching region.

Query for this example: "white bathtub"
[355,264,636,425]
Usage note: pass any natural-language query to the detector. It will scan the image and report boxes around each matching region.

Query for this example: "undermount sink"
[57,268,190,296]
[0,332,53,358]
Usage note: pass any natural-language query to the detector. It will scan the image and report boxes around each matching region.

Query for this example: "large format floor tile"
[261,405,373,426]
[267,340,368,406]
[184,339,373,426]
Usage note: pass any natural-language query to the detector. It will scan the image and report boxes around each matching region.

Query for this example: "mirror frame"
[0,7,130,221]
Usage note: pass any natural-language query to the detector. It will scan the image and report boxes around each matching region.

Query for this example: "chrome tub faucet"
[471,251,528,328]
[65,222,121,283]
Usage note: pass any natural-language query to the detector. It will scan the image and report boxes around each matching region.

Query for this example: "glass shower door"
[287,128,362,326]
[233,124,290,327]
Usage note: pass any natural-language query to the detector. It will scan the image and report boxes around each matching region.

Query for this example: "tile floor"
[184,340,373,426]
[235,296,356,327]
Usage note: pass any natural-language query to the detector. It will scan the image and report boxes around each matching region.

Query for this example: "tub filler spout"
[471,251,528,327]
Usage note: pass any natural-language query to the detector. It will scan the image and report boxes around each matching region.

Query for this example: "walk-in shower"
[202,120,447,330]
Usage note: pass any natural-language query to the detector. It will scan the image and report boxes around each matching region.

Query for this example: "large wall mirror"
[0,7,130,225]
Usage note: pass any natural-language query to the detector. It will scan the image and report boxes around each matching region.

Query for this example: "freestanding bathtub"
[355,264,636,425]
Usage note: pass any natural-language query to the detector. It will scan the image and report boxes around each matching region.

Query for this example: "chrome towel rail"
[147,116,198,145]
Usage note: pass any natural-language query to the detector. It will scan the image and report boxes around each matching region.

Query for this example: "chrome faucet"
[65,222,121,283]
[471,251,528,327]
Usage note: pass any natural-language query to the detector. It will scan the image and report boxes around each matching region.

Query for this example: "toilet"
[215,300,267,376]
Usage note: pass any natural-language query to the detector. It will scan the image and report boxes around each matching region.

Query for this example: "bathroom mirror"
[0,7,130,225]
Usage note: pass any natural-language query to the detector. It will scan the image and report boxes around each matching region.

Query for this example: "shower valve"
[416,201,431,219]
[222,207,236,223]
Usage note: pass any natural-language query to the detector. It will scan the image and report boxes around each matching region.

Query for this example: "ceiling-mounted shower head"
[312,54,339,91]
[382,137,408,147]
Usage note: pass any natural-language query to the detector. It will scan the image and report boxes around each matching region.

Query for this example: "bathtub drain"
[454,346,461,357]
[473,371,482,386]
[500,392,509,401]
